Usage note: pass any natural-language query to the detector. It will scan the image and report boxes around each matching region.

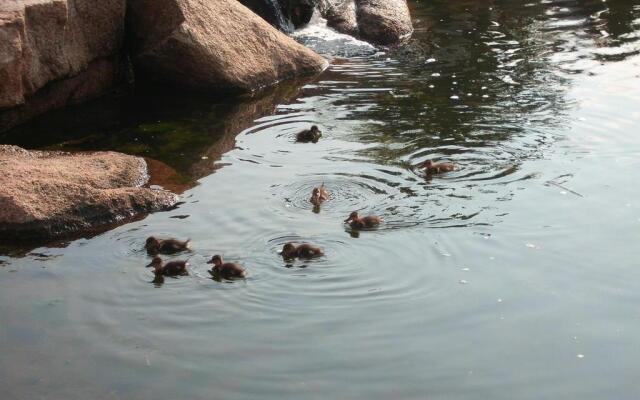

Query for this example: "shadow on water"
[0,80,309,255]
[0,80,308,187]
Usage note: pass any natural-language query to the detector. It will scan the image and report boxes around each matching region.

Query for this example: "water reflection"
[0,81,308,187]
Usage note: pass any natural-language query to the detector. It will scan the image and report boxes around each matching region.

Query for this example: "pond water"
[2,1,640,399]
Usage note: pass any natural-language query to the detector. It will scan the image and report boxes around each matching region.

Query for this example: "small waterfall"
[239,0,294,33]
[292,10,376,57]
[269,0,295,33]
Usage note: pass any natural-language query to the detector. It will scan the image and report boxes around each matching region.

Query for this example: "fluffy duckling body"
[147,256,189,276]
[422,160,456,174]
[310,184,330,206]
[207,255,246,279]
[145,236,191,255]
[344,211,382,229]
[281,243,324,260]
[296,125,322,143]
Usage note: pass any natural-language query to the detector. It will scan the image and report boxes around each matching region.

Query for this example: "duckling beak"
[206,259,213,264]
[145,261,154,268]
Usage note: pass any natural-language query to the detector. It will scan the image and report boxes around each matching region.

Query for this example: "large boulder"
[128,0,327,94]
[320,0,413,45]
[0,145,179,240]
[0,0,127,132]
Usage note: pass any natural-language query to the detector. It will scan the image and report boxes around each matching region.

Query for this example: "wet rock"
[319,0,413,45]
[0,0,127,132]
[0,145,178,240]
[127,0,327,94]
[356,0,413,45]
[319,0,359,37]
[286,0,318,28]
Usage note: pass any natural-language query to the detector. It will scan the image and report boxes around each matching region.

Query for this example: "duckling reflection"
[145,236,191,255]
[207,255,246,280]
[296,125,322,143]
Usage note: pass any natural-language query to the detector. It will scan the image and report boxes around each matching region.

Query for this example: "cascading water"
[238,0,295,32]
[292,9,376,57]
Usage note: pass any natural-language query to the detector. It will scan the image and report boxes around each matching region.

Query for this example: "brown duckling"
[147,256,189,276]
[422,160,456,174]
[207,255,246,279]
[344,211,382,229]
[145,236,191,255]
[296,125,322,143]
[281,242,324,260]
[310,183,330,206]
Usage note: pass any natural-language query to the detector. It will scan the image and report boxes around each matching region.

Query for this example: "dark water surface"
[2,1,640,399]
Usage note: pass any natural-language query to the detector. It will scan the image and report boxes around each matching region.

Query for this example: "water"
[2,1,640,399]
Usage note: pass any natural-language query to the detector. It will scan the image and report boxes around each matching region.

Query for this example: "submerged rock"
[0,0,127,132]
[127,0,327,94]
[0,145,178,240]
[319,0,413,45]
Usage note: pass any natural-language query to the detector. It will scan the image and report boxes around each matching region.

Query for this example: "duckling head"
[423,160,434,168]
[146,256,163,268]
[311,187,321,202]
[281,243,297,259]
[207,255,223,267]
[344,211,359,223]
[145,236,160,253]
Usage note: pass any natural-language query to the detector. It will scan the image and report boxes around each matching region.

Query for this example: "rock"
[0,0,127,132]
[355,0,413,45]
[320,0,359,37]
[285,0,317,28]
[127,0,327,94]
[0,145,179,240]
[319,0,413,45]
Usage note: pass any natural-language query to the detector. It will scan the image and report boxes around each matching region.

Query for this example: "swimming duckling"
[310,183,330,206]
[344,211,382,229]
[145,236,191,255]
[281,242,324,260]
[422,160,456,174]
[296,125,322,143]
[207,255,246,279]
[147,256,189,276]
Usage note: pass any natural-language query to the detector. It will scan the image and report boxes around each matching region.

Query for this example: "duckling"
[310,183,330,206]
[281,242,324,260]
[344,211,382,229]
[146,256,189,276]
[422,160,456,174]
[145,236,191,255]
[207,255,246,279]
[296,125,322,143]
